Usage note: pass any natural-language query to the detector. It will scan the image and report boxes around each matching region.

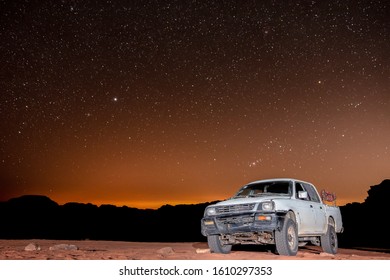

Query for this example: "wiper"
[248,193,266,197]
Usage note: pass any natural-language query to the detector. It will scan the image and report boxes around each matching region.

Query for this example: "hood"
[212,195,290,206]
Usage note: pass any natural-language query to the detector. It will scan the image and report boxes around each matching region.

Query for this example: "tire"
[275,217,298,256]
[321,224,338,254]
[207,235,232,254]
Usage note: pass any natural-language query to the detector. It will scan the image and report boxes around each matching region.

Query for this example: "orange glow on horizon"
[13,180,370,210]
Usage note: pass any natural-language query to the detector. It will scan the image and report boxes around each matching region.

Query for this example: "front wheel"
[321,224,338,254]
[207,235,232,254]
[275,217,298,256]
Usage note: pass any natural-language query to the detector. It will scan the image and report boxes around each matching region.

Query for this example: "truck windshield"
[234,181,292,198]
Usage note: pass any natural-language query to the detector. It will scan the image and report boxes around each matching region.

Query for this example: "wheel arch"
[286,210,297,222]
[328,216,335,227]
[277,210,298,232]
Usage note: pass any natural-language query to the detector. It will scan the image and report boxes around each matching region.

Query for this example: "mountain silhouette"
[1,179,389,249]
[0,195,215,242]
[339,179,390,249]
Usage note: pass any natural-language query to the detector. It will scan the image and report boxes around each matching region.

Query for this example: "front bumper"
[201,212,284,236]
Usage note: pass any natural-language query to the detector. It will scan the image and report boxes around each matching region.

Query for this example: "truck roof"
[247,178,314,186]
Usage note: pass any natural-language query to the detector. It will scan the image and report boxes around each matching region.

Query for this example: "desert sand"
[1,239,390,260]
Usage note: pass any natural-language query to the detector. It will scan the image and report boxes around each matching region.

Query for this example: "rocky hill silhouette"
[0,194,214,242]
[1,179,389,249]
[339,179,390,249]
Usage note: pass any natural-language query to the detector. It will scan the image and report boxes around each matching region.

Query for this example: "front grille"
[216,203,255,214]
[217,215,254,225]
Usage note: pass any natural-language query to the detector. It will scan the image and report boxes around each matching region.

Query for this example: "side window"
[303,183,321,203]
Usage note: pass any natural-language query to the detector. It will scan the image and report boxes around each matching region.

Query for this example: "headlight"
[205,207,217,216]
[259,201,274,211]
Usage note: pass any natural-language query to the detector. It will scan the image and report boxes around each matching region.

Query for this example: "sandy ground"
[1,239,390,260]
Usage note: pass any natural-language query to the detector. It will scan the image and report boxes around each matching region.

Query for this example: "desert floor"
[1,239,390,260]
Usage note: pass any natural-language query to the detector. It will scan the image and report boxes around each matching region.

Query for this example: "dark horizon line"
[0,193,365,210]
[0,194,219,210]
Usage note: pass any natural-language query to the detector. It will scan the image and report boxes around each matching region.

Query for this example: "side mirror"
[298,191,308,199]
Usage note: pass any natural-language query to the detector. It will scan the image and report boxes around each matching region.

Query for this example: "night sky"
[1,0,389,209]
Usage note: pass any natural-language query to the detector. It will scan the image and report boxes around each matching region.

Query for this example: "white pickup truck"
[201,178,343,256]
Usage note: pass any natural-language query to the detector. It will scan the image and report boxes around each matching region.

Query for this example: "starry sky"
[1,0,389,209]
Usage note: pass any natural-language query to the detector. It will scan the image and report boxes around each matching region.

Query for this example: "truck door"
[294,182,317,234]
[303,183,327,234]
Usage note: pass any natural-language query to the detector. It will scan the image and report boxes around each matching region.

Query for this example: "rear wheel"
[207,235,232,254]
[321,224,338,254]
[275,217,298,256]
